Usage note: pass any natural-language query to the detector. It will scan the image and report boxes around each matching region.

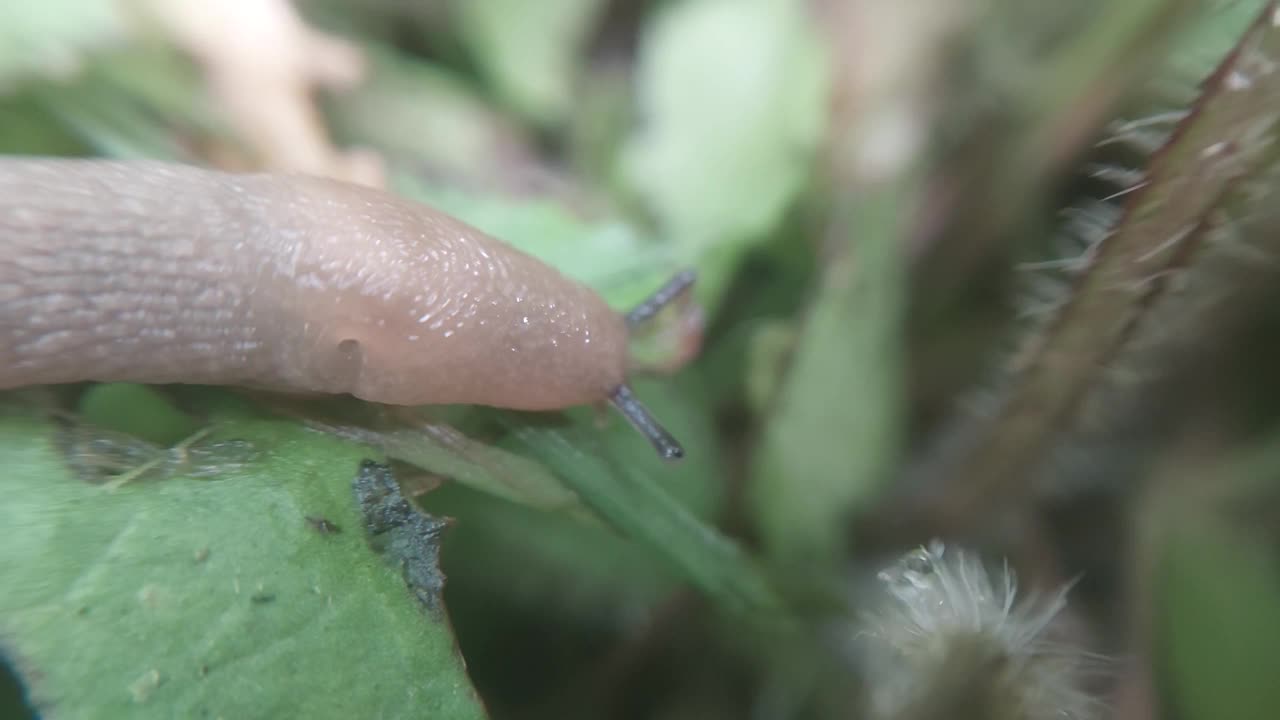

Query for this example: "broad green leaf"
[454,0,606,126]
[618,0,829,257]
[200,378,736,619]
[0,410,487,719]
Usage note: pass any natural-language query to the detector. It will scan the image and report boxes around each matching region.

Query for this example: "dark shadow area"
[0,652,37,720]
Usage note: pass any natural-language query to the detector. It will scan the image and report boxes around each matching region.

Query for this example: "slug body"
[0,157,630,411]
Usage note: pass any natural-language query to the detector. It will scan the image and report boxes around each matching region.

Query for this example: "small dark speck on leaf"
[250,592,276,605]
[306,516,341,535]
[353,460,448,615]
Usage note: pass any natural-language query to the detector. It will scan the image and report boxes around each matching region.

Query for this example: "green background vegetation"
[4,0,1280,718]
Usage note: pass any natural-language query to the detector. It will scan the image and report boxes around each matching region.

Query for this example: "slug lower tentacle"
[0,156,691,460]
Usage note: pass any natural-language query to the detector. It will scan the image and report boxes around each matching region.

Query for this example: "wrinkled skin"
[0,158,629,411]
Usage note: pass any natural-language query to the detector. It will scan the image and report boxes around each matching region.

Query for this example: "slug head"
[261,174,696,461]
[606,270,699,461]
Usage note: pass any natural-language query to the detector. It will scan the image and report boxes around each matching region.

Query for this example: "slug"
[0,156,691,459]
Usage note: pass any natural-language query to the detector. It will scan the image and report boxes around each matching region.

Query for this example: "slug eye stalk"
[612,269,698,461]
[625,269,697,330]
[610,384,684,460]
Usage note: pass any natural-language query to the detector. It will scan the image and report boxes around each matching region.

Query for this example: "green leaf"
[1162,0,1273,90]
[497,380,780,615]
[454,0,606,126]
[77,383,203,446]
[0,94,92,156]
[25,46,208,162]
[390,172,711,365]
[299,405,590,518]
[0,411,487,719]
[392,170,683,308]
[750,181,906,565]
[419,376,733,614]
[0,0,126,87]
[1157,520,1280,720]
[323,44,539,192]
[619,0,829,253]
[390,169,712,376]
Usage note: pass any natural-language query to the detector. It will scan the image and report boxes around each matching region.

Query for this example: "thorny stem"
[929,0,1280,530]
[912,0,1196,286]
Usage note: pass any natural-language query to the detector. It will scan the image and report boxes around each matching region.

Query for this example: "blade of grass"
[498,407,782,616]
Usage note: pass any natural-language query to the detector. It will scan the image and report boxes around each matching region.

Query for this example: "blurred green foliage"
[4,0,1280,718]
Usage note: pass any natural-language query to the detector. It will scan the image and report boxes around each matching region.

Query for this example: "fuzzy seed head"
[858,541,1103,720]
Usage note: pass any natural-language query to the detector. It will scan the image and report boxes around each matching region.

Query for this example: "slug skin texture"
[0,158,629,411]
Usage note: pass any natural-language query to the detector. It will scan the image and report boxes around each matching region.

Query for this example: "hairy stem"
[934,0,1280,529]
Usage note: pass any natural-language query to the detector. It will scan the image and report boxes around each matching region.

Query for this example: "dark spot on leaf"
[353,460,449,616]
[250,592,276,605]
[306,516,341,535]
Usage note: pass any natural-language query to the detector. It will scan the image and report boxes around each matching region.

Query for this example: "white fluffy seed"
[856,541,1104,720]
